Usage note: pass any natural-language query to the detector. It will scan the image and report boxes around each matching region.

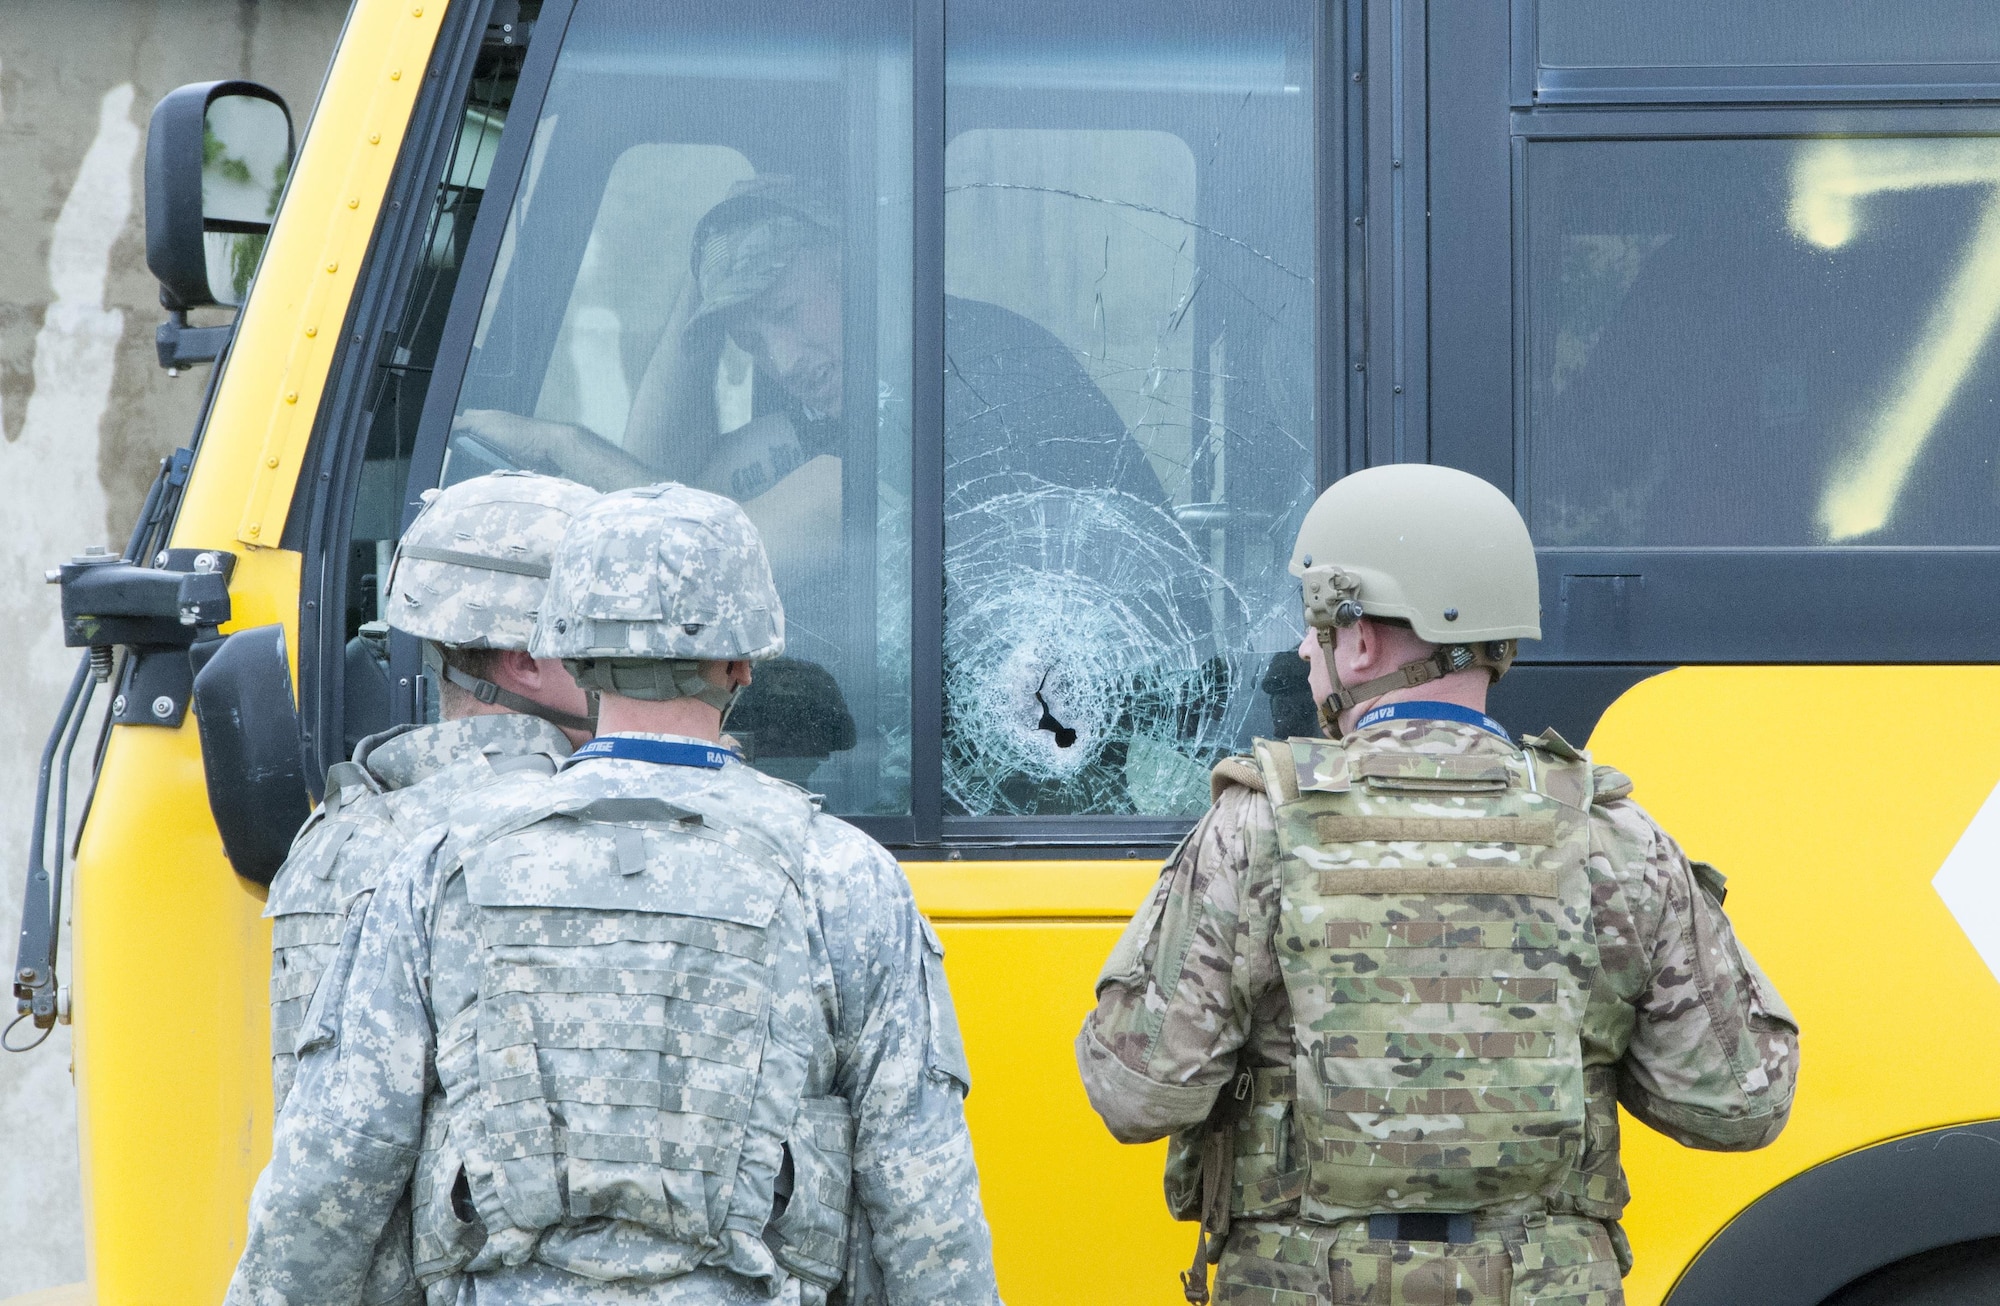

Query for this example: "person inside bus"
[453,175,1174,583]
[455,176,1196,813]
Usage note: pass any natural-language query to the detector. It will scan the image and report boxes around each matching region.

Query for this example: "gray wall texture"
[0,2,348,1295]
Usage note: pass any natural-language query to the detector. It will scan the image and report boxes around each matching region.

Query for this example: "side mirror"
[191,625,313,885]
[144,80,293,365]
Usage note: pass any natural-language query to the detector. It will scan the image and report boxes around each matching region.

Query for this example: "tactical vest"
[409,763,853,1299]
[266,748,561,1109]
[1255,732,1599,1220]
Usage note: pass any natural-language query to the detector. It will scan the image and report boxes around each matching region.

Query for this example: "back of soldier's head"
[386,471,598,725]
[531,482,783,707]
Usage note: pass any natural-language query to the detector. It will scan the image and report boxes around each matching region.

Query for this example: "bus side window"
[940,0,1320,819]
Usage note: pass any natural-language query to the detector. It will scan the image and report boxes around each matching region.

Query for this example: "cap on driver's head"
[685,176,839,335]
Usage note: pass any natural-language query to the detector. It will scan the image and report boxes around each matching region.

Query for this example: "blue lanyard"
[567,737,736,769]
[1353,700,1512,744]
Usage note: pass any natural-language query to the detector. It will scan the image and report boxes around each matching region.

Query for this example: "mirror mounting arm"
[156,307,235,373]
[12,450,228,1046]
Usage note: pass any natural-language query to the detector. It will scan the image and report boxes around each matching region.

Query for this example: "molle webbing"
[1311,866,1558,897]
[470,913,773,1240]
[1256,734,1600,1220]
[415,773,828,1291]
[1313,815,1556,845]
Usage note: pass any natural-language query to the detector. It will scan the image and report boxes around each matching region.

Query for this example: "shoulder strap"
[1590,764,1634,805]
[489,752,561,780]
[1251,739,1300,804]
[1523,728,1585,762]
[324,759,382,806]
[1208,756,1264,802]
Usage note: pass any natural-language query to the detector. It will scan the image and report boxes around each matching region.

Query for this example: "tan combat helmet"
[530,482,784,714]
[1289,463,1540,732]
[386,469,600,731]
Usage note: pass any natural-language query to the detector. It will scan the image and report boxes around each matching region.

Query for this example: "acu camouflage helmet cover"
[531,482,785,666]
[386,470,599,650]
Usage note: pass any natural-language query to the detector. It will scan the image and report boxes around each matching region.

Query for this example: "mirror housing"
[190,625,312,885]
[144,80,293,365]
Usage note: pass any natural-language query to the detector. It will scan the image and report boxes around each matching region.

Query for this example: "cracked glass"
[438,0,914,815]
[943,0,1319,817]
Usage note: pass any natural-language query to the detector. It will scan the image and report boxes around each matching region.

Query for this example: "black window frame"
[1512,0,2000,108]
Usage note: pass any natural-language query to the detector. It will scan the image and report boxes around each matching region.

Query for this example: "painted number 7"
[1791,138,2000,542]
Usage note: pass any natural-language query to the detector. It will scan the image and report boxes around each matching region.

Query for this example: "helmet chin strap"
[423,643,597,734]
[1313,629,1516,735]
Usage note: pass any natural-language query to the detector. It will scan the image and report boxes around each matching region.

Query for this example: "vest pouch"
[1553,1066,1629,1221]
[1230,1067,1304,1218]
[1164,1126,1202,1221]
[474,999,568,1241]
[1317,1224,1512,1306]
[769,1095,854,1288]
[1507,1217,1624,1305]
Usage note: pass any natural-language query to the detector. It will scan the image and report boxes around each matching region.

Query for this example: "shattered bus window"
[943,1,1318,817]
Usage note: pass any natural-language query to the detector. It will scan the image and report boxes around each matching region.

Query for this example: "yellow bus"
[15,1,2000,1303]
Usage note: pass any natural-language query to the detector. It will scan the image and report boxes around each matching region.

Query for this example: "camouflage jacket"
[258,714,572,1306]
[1076,716,1800,1218]
[227,733,999,1306]
[266,713,576,1108]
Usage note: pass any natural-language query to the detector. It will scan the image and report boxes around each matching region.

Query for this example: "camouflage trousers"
[1213,1213,1624,1306]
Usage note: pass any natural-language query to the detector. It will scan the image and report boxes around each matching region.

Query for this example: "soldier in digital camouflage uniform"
[256,470,597,1306]
[1077,464,1799,1306]
[227,483,999,1306]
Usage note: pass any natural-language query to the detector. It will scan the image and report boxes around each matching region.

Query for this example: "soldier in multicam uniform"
[256,470,597,1306]
[227,484,999,1306]
[1077,464,1800,1306]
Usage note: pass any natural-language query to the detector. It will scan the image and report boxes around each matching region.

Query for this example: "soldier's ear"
[1345,617,1379,674]
[489,648,542,693]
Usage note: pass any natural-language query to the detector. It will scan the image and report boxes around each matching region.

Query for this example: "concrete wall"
[0,2,348,1294]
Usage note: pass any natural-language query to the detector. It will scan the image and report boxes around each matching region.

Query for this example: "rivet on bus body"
[391,70,403,81]
[412,6,423,14]
[369,132,381,144]
[326,262,338,273]
[285,392,299,404]
[348,198,360,209]
[266,457,280,468]
[248,524,262,536]
[305,326,317,338]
